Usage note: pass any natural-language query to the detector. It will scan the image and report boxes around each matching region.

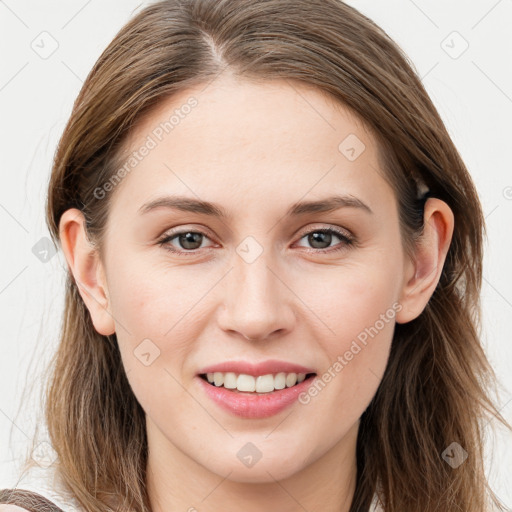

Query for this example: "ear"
[58,208,115,336]
[395,197,455,324]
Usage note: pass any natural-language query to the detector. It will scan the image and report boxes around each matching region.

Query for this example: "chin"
[199,441,310,484]
[212,461,304,484]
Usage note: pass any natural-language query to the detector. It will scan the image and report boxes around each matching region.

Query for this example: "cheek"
[105,258,215,388]
[300,256,401,348]
[297,256,401,409]
[106,264,198,417]
[107,255,201,338]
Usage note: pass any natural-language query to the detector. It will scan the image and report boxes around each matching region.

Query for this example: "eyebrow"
[138,194,373,218]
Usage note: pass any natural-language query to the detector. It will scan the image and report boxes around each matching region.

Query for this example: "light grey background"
[0,0,511,505]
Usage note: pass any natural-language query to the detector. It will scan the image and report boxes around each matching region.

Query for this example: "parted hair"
[16,0,511,511]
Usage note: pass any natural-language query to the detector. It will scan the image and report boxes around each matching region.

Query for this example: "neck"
[146,420,359,512]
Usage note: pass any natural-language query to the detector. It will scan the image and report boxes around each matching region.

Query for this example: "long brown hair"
[19,0,511,510]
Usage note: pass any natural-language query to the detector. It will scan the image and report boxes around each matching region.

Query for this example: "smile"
[200,371,316,394]
[197,372,318,419]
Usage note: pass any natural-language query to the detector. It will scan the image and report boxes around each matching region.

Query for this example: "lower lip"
[196,374,317,419]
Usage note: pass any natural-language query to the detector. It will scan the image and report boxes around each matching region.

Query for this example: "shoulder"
[0,487,65,511]
[370,492,384,512]
[5,462,83,512]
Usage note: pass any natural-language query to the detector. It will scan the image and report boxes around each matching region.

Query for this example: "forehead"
[109,74,394,216]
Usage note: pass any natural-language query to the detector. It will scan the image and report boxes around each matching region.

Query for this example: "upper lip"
[197,359,316,377]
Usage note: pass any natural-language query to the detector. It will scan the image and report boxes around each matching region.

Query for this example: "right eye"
[157,229,216,255]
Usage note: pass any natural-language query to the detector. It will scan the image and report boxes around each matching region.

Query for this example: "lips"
[197,359,316,377]
[196,372,318,419]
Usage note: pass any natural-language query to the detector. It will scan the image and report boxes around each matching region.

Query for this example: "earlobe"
[395,198,454,324]
[59,208,116,336]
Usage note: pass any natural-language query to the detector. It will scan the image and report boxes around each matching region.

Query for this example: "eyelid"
[294,223,352,240]
[157,224,216,241]
[157,223,355,255]
[156,225,218,251]
[292,225,355,254]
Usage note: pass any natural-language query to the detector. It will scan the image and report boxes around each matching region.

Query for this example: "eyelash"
[156,226,355,256]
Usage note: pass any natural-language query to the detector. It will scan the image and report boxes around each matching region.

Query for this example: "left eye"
[295,228,353,252]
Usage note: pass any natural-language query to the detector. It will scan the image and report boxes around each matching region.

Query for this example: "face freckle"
[100,73,407,485]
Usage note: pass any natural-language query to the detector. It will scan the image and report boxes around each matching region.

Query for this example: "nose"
[216,249,296,342]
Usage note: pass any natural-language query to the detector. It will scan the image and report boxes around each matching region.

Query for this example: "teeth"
[205,371,309,393]
[213,372,224,387]
[286,373,297,387]
[223,372,237,389]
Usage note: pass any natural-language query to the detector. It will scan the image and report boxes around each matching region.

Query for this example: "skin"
[59,73,454,512]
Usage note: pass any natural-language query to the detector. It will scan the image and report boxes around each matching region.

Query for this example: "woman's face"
[90,74,417,483]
